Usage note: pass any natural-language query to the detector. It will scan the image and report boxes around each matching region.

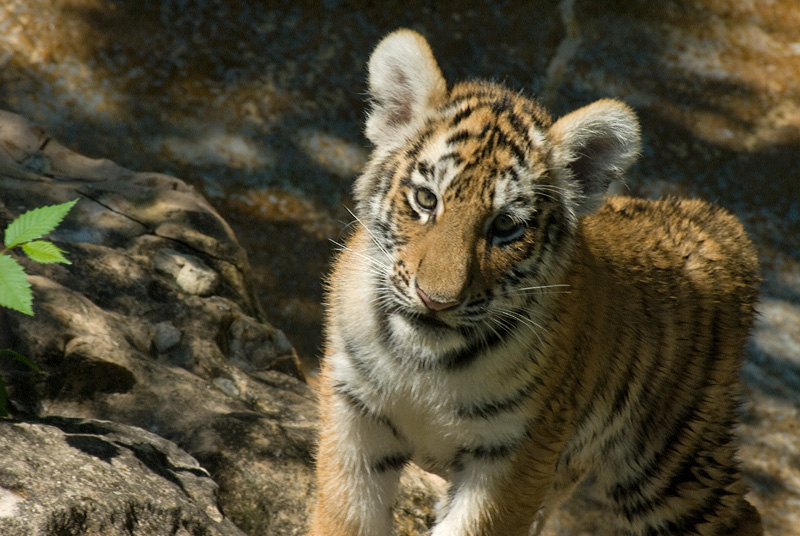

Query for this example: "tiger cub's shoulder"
[575,195,760,310]
[587,196,758,269]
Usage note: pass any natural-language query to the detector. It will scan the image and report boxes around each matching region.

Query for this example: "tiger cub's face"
[352,30,640,343]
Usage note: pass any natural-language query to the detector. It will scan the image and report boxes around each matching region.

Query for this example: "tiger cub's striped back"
[312,29,762,536]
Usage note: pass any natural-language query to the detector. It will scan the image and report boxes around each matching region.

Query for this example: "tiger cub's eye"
[491,214,524,241]
[414,188,438,211]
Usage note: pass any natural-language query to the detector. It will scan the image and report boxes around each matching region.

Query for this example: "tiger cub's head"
[353,29,639,338]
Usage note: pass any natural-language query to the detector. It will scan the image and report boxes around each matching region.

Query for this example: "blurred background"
[1,1,798,531]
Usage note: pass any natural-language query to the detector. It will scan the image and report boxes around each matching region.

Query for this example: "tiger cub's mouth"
[377,285,465,340]
[384,293,460,332]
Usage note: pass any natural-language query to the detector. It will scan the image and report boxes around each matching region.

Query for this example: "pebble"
[152,322,182,354]
[153,248,219,296]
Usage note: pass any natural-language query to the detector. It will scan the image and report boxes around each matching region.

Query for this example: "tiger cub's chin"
[312,28,763,536]
[389,312,466,352]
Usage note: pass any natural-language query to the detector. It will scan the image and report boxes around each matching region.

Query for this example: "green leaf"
[0,254,33,315]
[0,349,41,372]
[21,240,71,264]
[4,198,79,249]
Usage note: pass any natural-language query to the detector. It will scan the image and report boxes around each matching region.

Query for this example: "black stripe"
[332,381,373,417]
[641,486,729,536]
[488,125,527,164]
[446,85,552,129]
[610,302,722,519]
[544,208,569,247]
[447,88,496,108]
[602,288,664,430]
[376,294,526,372]
[342,335,382,387]
[450,104,474,127]
[331,381,405,442]
[444,121,527,165]
[441,430,523,515]
[428,342,484,371]
[374,290,397,353]
[663,436,737,495]
[490,96,513,116]
[437,151,463,167]
[365,158,400,201]
[506,166,521,184]
[458,441,516,462]
[446,129,472,145]
[571,301,627,431]
[404,123,437,160]
[431,311,522,371]
[398,174,413,189]
[610,401,702,512]
[503,109,529,139]
[625,300,717,462]
[416,160,432,178]
[372,218,395,245]
[456,380,538,419]
[597,300,673,461]
[467,443,515,460]
[373,453,410,473]
[614,442,703,521]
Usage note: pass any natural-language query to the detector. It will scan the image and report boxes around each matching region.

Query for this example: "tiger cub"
[312,29,762,536]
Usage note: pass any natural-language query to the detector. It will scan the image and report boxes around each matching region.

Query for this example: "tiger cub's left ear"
[365,29,448,148]
[548,100,641,217]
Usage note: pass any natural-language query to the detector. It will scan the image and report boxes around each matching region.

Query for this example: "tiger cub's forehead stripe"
[445,84,552,133]
[449,103,475,127]
[390,90,552,207]
[441,105,535,166]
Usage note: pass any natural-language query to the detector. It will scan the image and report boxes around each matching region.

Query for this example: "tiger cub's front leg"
[311,373,408,536]
[431,421,573,536]
[431,452,555,536]
[312,370,559,536]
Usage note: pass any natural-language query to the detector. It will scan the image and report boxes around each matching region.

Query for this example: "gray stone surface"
[154,248,220,296]
[0,418,247,536]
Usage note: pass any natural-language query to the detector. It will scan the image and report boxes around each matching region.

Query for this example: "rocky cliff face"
[1,2,798,535]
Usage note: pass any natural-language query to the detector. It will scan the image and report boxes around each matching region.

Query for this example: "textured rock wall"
[0,418,248,536]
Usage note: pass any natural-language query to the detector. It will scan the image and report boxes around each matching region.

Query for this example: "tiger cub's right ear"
[365,29,448,148]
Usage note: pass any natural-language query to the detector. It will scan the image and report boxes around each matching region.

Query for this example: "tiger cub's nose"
[416,286,461,311]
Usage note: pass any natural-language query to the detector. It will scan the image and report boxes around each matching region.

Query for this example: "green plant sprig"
[0,198,78,316]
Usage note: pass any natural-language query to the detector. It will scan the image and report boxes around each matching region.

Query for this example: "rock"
[153,321,182,353]
[0,417,247,536]
[0,110,440,535]
[154,248,220,296]
[226,315,298,375]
